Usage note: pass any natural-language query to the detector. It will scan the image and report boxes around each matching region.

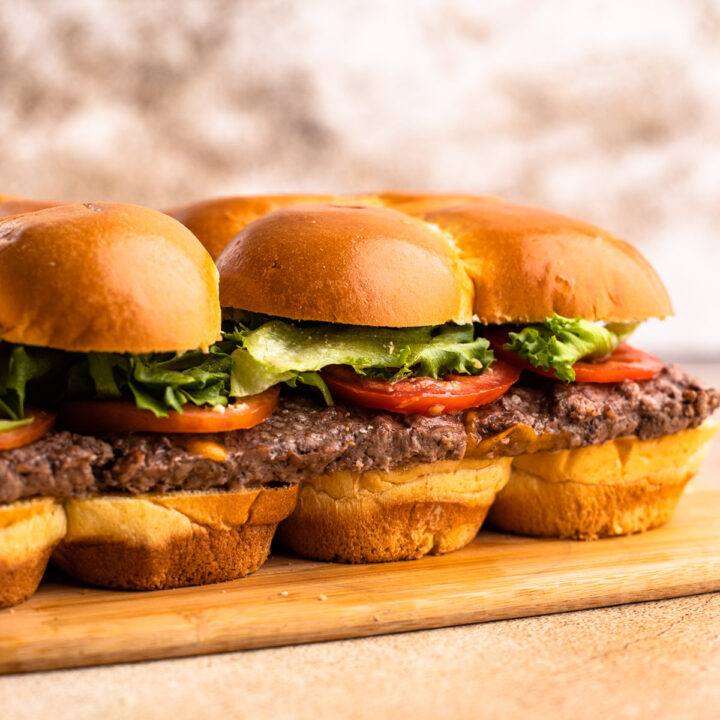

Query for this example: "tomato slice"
[321,363,521,416]
[0,410,56,450]
[58,387,279,434]
[485,330,664,383]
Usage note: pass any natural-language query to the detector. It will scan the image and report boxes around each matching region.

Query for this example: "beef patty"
[0,365,717,503]
[466,365,719,456]
[103,400,466,495]
[0,432,113,504]
[0,398,466,503]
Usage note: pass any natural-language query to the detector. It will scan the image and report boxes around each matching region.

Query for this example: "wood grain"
[1,489,719,675]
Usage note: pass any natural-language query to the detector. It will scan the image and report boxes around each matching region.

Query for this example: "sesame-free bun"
[0,498,67,608]
[488,422,717,540]
[168,194,358,260]
[377,190,494,216]
[0,202,220,353]
[208,192,671,326]
[277,457,511,563]
[168,191,488,261]
[0,194,65,219]
[52,485,298,590]
[217,204,475,327]
[423,200,673,323]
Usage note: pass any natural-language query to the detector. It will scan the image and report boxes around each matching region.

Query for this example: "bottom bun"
[277,457,512,563]
[488,422,718,540]
[0,498,67,608]
[52,485,298,590]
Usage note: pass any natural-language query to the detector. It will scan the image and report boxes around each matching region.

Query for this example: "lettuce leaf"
[227,320,493,402]
[0,416,34,432]
[0,317,494,421]
[0,344,66,420]
[64,349,233,418]
[503,314,638,382]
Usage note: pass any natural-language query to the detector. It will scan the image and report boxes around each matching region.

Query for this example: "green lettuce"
[0,341,238,421]
[67,348,234,418]
[0,316,496,423]
[504,314,638,382]
[226,320,494,403]
[0,343,67,420]
[227,341,333,404]
[0,417,34,432]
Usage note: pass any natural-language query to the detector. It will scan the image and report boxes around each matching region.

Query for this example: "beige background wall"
[1,0,718,358]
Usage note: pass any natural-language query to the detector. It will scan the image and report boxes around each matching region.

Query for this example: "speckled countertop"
[1,364,718,720]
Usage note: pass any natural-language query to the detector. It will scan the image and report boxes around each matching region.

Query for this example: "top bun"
[0,194,65,219]
[217,204,475,327]
[0,202,220,353]
[423,200,673,323]
[377,190,495,216]
[214,193,672,327]
[168,194,373,260]
[169,191,490,261]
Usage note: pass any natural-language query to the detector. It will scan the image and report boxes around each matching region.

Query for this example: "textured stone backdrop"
[1,0,718,358]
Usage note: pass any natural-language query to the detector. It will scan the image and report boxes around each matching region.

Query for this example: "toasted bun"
[488,422,718,540]
[0,202,220,353]
[168,194,368,260]
[205,191,670,325]
[377,190,495,216]
[277,457,511,562]
[52,485,298,590]
[0,498,67,608]
[0,194,65,219]
[424,200,673,323]
[169,192,490,260]
[218,204,475,326]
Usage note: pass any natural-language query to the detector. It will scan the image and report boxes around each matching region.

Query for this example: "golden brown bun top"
[217,204,475,327]
[0,194,65,219]
[169,191,490,260]
[423,200,673,323]
[376,190,496,216]
[0,202,220,353]
[218,192,672,327]
[186,191,672,326]
[168,194,378,260]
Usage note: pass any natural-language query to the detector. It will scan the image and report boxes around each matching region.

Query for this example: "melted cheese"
[184,439,228,462]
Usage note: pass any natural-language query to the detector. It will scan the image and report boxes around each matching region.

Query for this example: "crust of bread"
[0,498,67,608]
[423,199,673,323]
[0,195,64,219]
[205,191,673,327]
[168,192,488,260]
[277,457,512,563]
[178,191,672,325]
[376,190,496,215]
[167,194,374,260]
[217,203,475,327]
[0,202,220,353]
[488,422,718,540]
[52,485,298,590]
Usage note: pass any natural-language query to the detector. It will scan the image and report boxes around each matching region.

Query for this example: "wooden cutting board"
[1,489,719,675]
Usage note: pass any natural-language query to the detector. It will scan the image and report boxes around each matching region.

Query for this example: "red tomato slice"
[485,330,663,383]
[58,387,279,434]
[0,410,56,450]
[321,363,521,416]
